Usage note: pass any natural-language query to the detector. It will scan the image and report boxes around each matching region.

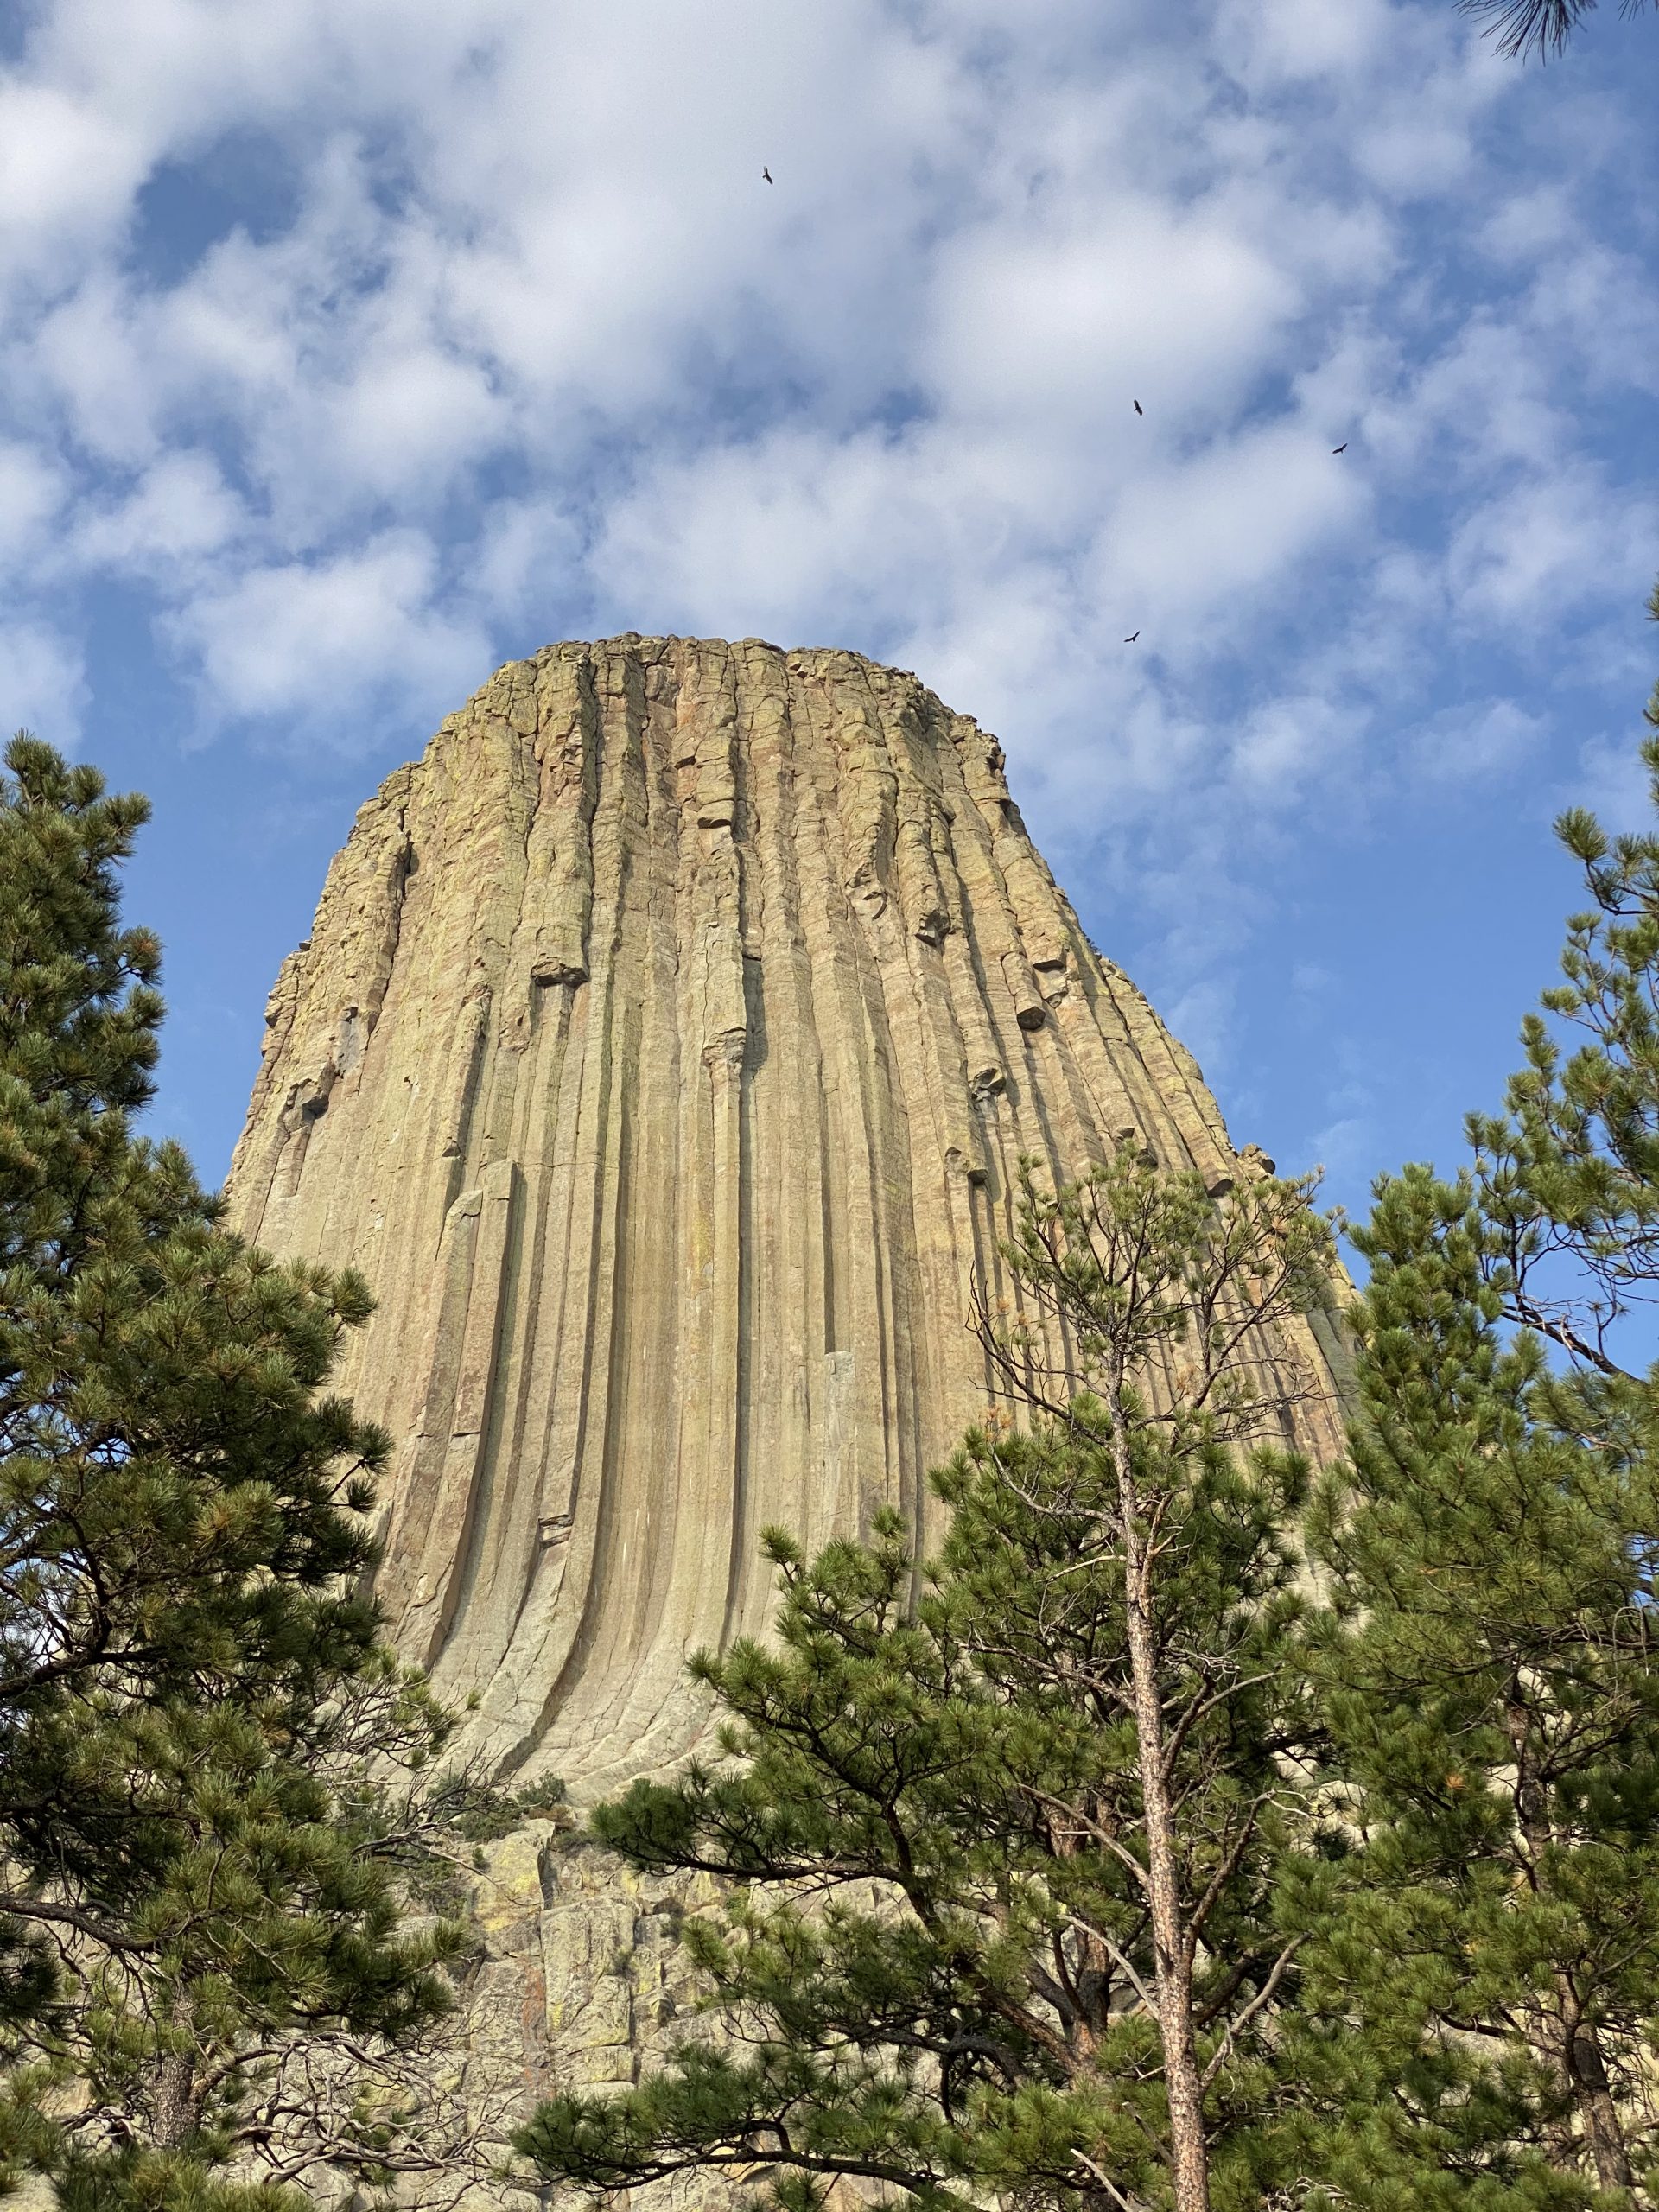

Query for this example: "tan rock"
[226,635,1351,2200]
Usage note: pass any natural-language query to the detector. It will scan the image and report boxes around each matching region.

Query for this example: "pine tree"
[1298,1170,1649,2208]
[518,1144,1340,2212]
[1466,588,1659,1393]
[1301,588,1659,2207]
[1457,0,1653,65]
[0,734,518,2208]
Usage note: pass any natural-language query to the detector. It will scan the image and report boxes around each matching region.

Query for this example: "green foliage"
[1465,594,1659,1396]
[1303,591,1659,2207]
[1298,1170,1640,2207]
[519,1147,1341,2212]
[0,735,502,2208]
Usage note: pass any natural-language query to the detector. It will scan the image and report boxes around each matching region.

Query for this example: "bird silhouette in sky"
[1332,442,1348,454]
[762,167,773,184]
[1133,399,1143,416]
[1124,631,1140,644]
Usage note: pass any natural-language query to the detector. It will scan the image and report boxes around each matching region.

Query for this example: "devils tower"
[229,635,1349,1803]
[225,636,1352,2178]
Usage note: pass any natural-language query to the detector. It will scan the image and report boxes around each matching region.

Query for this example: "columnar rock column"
[229,635,1349,1802]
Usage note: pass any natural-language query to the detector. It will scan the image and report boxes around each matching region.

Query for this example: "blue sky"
[2,0,1656,1226]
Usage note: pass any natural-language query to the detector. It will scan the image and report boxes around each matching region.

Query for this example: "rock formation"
[226,636,1351,2202]
[230,634,1349,1798]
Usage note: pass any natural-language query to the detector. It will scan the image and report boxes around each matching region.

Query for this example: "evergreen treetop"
[0,734,518,2208]
[521,1146,1341,2212]
[1300,585,1659,2206]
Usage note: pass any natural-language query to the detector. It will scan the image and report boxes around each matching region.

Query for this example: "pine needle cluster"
[0,736,531,2209]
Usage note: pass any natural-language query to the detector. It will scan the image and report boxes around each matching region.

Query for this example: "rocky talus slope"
[226,635,1351,2199]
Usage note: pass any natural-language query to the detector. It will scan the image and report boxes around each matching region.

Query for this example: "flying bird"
[1332,442,1348,454]
[1133,400,1143,416]
[762,167,773,184]
[1124,632,1140,644]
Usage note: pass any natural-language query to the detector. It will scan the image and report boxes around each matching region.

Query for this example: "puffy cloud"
[1217,0,1395,81]
[70,448,242,572]
[1409,696,1545,782]
[0,440,67,569]
[0,620,85,739]
[0,0,1653,1141]
[1447,466,1656,632]
[928,205,1299,434]
[159,532,492,742]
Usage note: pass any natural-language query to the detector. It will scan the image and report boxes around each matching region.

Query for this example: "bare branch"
[1200,1939,1305,2091]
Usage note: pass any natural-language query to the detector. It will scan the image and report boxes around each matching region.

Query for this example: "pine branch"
[1458,0,1651,60]
[0,1891,158,1951]
[1199,1940,1304,2091]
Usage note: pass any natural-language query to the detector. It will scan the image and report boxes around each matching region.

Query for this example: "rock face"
[229,634,1349,1803]
[227,636,1353,2201]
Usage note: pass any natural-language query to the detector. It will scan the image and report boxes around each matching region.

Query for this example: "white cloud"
[0,81,147,285]
[159,531,492,740]
[0,0,1650,1019]
[1448,466,1655,630]
[1232,692,1355,795]
[1568,727,1659,832]
[0,620,86,738]
[1302,1112,1376,1192]
[71,448,241,571]
[0,440,67,569]
[1103,424,1364,632]
[465,499,585,632]
[1410,696,1545,782]
[925,203,1299,438]
[1219,0,1394,81]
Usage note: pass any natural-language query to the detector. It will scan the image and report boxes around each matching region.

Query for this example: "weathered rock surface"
[226,635,1351,2196]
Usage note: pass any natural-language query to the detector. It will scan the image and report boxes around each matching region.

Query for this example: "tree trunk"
[1568,2015,1636,2197]
[1112,1414,1211,2212]
[1507,1699,1635,2200]
[149,1991,201,2152]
